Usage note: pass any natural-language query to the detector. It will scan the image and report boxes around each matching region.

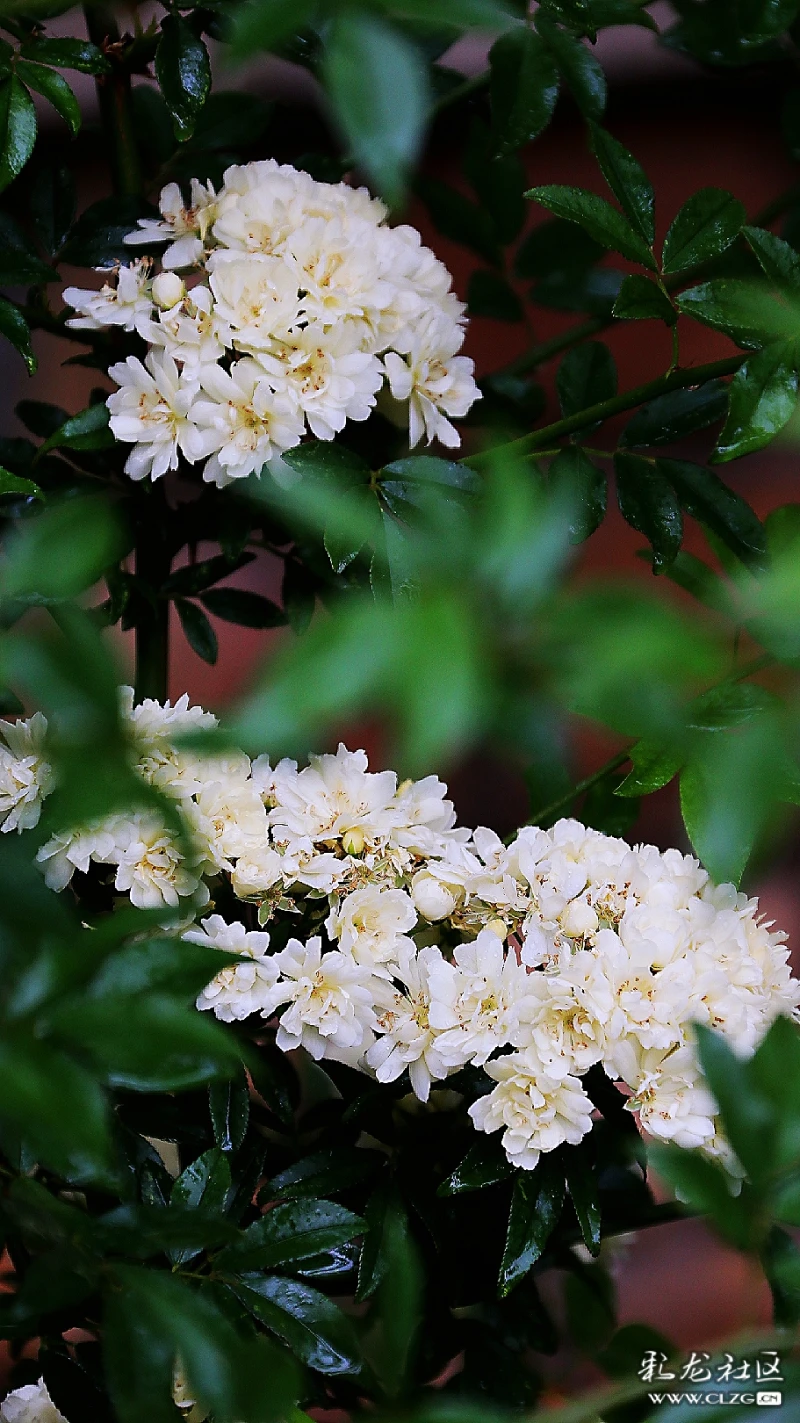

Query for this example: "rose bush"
[2,1,800,1420]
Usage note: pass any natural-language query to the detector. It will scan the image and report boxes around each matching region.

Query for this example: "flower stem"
[466,354,746,467]
[133,485,171,703]
[526,750,630,829]
[82,4,142,198]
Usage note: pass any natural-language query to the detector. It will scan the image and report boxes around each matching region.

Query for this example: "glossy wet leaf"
[589,124,654,245]
[614,452,683,571]
[499,1159,565,1296]
[526,184,657,268]
[490,27,559,155]
[713,341,799,462]
[662,188,746,275]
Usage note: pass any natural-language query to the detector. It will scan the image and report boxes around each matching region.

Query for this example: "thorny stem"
[466,354,746,467]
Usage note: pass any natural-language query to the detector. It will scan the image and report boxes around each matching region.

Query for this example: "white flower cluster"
[0,1380,67,1423]
[63,163,481,487]
[3,696,798,1177]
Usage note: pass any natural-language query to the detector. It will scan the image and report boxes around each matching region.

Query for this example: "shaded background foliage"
[2,0,800,1420]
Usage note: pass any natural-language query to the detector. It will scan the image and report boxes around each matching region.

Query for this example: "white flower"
[36,818,121,891]
[152,272,186,310]
[121,686,218,743]
[189,358,305,486]
[263,936,385,1065]
[231,843,285,899]
[64,258,153,337]
[124,178,217,269]
[107,351,209,482]
[0,1380,68,1423]
[427,929,535,1067]
[0,713,54,832]
[263,324,383,441]
[411,870,457,922]
[281,214,395,336]
[629,1049,719,1153]
[148,285,226,376]
[188,775,269,872]
[186,914,279,1021]
[268,744,399,848]
[109,812,209,910]
[469,1050,595,1170]
[327,884,417,971]
[383,311,480,448]
[208,251,302,351]
[366,946,453,1101]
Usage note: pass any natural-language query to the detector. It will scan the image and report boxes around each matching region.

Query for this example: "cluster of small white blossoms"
[62,163,481,487]
[2,694,798,1178]
[0,1375,200,1423]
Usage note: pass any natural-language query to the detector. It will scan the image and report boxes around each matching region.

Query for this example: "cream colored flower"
[469,1050,595,1170]
[189,358,304,486]
[187,914,279,1022]
[0,1379,68,1423]
[124,178,217,269]
[64,258,153,337]
[0,712,54,832]
[383,311,480,448]
[107,351,208,481]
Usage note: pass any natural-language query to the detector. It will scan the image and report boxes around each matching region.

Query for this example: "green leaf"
[228,0,318,59]
[744,224,800,292]
[209,1071,251,1154]
[169,1147,232,1265]
[657,458,767,568]
[563,1146,601,1256]
[0,495,123,602]
[0,466,41,499]
[0,210,57,284]
[615,739,683,796]
[230,1274,362,1375]
[40,402,113,453]
[19,37,110,74]
[713,341,799,463]
[556,340,616,418]
[416,174,501,266]
[438,1136,516,1195]
[589,124,654,246]
[0,76,36,192]
[695,1023,779,1183]
[662,187,746,275]
[463,126,527,245]
[103,1284,176,1423]
[0,1036,113,1184]
[489,27,559,156]
[582,772,640,835]
[268,1148,383,1200]
[536,15,606,119]
[108,1267,299,1422]
[649,1147,753,1250]
[324,12,428,207]
[355,1182,400,1302]
[155,15,211,142]
[688,681,775,732]
[614,452,682,571]
[612,273,675,324]
[526,184,656,268]
[217,1199,366,1273]
[658,549,739,616]
[60,196,156,267]
[467,268,524,322]
[549,446,607,542]
[176,598,219,665]
[675,280,798,348]
[620,380,729,448]
[49,995,242,1092]
[381,455,480,493]
[0,297,35,374]
[200,587,287,629]
[679,753,758,887]
[16,60,80,135]
[499,1159,565,1296]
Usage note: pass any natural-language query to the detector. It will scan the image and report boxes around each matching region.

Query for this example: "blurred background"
[2,0,795,1390]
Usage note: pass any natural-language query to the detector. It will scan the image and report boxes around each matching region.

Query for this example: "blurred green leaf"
[556,340,617,419]
[467,269,524,321]
[176,598,219,665]
[676,280,799,347]
[549,446,607,542]
[324,12,428,207]
[0,495,124,602]
[201,588,287,629]
[744,223,800,291]
[0,1036,114,1184]
[613,273,676,324]
[620,380,729,447]
[19,36,110,73]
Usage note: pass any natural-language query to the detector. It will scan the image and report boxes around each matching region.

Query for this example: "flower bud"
[412,871,457,922]
[342,826,366,856]
[152,271,186,309]
[561,899,599,938]
[485,917,508,940]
